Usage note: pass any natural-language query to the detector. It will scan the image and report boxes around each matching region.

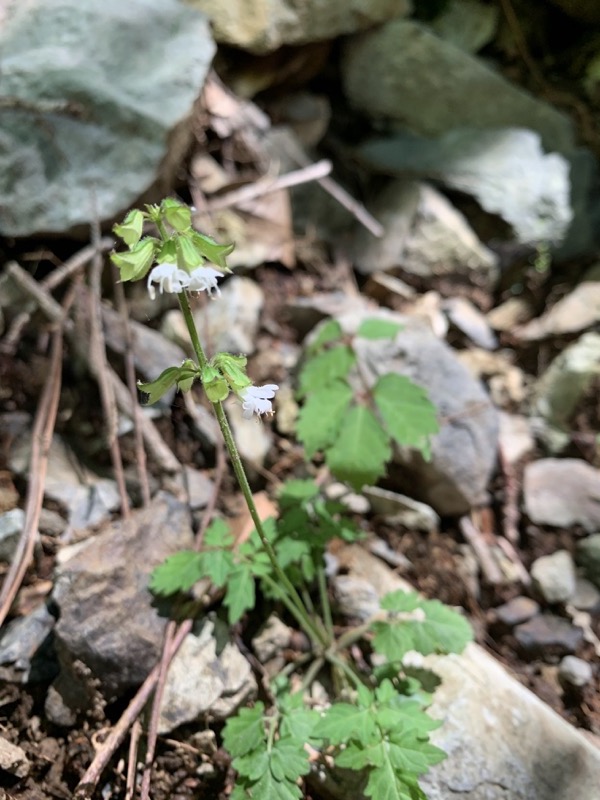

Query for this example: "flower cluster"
[147,263,223,300]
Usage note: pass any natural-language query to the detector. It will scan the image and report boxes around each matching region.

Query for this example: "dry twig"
[459,515,504,586]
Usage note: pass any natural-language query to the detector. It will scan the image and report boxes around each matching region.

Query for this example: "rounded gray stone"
[531,550,577,604]
[558,655,593,689]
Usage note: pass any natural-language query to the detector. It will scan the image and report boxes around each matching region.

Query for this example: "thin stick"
[124,719,141,800]
[276,138,384,237]
[0,313,66,625]
[459,515,503,586]
[112,270,151,507]
[87,252,130,518]
[206,159,332,211]
[4,262,69,326]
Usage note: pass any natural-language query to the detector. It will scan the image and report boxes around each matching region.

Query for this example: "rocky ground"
[2,1,600,798]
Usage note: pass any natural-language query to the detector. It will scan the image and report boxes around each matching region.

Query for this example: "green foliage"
[372,591,473,663]
[137,359,200,405]
[314,680,445,800]
[296,319,439,490]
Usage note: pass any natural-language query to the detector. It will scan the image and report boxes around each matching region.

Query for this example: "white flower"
[188,266,224,297]
[240,384,279,419]
[147,263,190,300]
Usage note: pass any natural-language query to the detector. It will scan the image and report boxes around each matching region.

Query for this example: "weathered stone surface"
[0,508,25,561]
[343,20,574,153]
[334,544,600,800]
[0,736,30,778]
[358,129,572,247]
[158,620,257,733]
[0,602,56,683]
[187,0,410,54]
[524,459,600,532]
[515,614,584,658]
[51,493,194,700]
[0,0,215,236]
[353,181,498,285]
[531,550,577,604]
[322,310,498,515]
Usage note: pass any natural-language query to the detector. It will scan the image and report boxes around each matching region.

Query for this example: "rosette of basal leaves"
[296,318,438,490]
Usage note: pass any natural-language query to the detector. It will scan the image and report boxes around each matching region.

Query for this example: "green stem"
[178,292,327,649]
[326,651,363,690]
[316,563,334,640]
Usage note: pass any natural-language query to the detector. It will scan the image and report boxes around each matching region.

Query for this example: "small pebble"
[530,550,576,604]
[571,577,600,612]
[493,596,539,627]
[558,655,593,689]
[514,614,584,658]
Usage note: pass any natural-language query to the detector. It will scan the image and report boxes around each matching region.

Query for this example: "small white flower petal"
[188,266,224,297]
[147,263,190,299]
[240,384,279,419]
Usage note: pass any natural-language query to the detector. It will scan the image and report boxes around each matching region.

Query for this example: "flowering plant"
[111,199,471,800]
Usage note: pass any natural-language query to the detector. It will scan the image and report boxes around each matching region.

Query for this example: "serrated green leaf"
[373,374,438,460]
[296,381,354,458]
[202,547,234,587]
[277,479,320,507]
[313,703,377,745]
[229,785,250,800]
[308,319,344,353]
[373,591,472,661]
[252,768,302,800]
[270,738,311,781]
[222,703,266,757]
[232,749,269,781]
[203,518,234,549]
[356,319,402,340]
[363,752,423,800]
[326,405,391,490]
[148,551,204,595]
[279,705,319,742]
[298,346,356,396]
[385,733,446,774]
[223,564,256,624]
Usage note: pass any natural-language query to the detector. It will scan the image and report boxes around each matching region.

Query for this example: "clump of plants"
[111,199,472,800]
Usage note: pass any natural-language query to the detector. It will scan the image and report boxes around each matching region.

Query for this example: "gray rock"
[343,19,574,153]
[353,181,498,286]
[443,297,498,350]
[325,310,498,515]
[0,0,215,236]
[576,535,600,589]
[182,466,214,511]
[429,0,499,53]
[158,620,256,733]
[558,655,593,689]
[0,736,29,779]
[325,482,370,515]
[571,577,600,611]
[493,596,540,627]
[0,602,56,683]
[51,493,194,703]
[188,0,410,54]
[10,434,121,536]
[531,550,577,604]
[0,508,25,561]
[38,508,67,537]
[285,292,373,339]
[252,615,292,663]
[332,574,381,621]
[358,128,572,247]
[514,614,584,658]
[363,486,440,532]
[524,459,600,532]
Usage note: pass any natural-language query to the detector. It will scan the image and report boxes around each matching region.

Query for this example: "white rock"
[524,459,600,532]
[558,655,593,689]
[531,550,577,604]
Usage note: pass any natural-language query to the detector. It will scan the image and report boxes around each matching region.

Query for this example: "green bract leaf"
[372,591,472,661]
[138,362,199,405]
[213,353,251,391]
[296,381,353,458]
[222,703,266,757]
[149,550,204,595]
[325,405,391,490]
[110,237,157,282]
[113,209,144,247]
[191,231,234,270]
[308,319,344,353]
[298,345,355,396]
[161,198,192,232]
[176,232,204,269]
[373,374,438,460]
[356,318,402,340]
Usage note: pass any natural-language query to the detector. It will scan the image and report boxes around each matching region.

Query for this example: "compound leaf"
[223,564,256,624]
[149,551,204,595]
[222,703,266,757]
